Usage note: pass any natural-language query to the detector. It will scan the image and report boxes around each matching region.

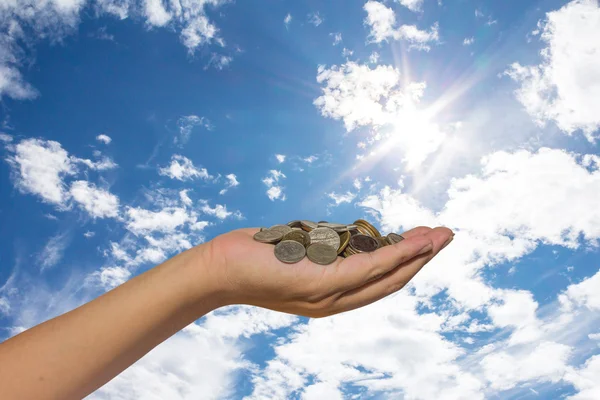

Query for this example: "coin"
[253,229,284,244]
[338,231,351,254]
[308,227,340,250]
[270,224,293,236]
[307,243,338,265]
[377,237,389,248]
[287,220,302,228]
[318,222,350,232]
[354,219,382,238]
[386,233,405,245]
[274,240,306,264]
[349,234,380,252]
[301,220,318,232]
[283,230,311,247]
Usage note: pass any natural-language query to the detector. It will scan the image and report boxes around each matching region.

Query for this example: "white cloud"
[481,341,571,391]
[275,154,286,163]
[7,138,76,205]
[341,47,353,57]
[307,12,324,27]
[205,53,232,70]
[397,0,424,12]
[83,231,95,238]
[395,23,440,51]
[330,32,342,45]
[179,189,193,206]
[0,297,10,315]
[441,148,600,248]
[327,191,356,206]
[303,155,318,164]
[262,170,286,201]
[353,178,362,190]
[0,133,13,142]
[364,0,397,43]
[85,266,131,291]
[125,206,191,235]
[564,355,600,400]
[143,0,172,27]
[369,51,380,64]
[96,134,112,145]
[159,155,212,181]
[364,1,439,50]
[219,173,239,195]
[284,13,292,29]
[0,65,38,100]
[74,156,118,170]
[505,0,600,142]
[69,180,120,219]
[561,268,600,311]
[199,199,242,220]
[176,115,211,144]
[0,0,229,101]
[38,232,71,271]
[246,293,483,399]
[314,62,447,170]
[359,147,600,310]
[463,37,475,46]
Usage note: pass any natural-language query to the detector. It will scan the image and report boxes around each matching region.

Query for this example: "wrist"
[177,241,233,313]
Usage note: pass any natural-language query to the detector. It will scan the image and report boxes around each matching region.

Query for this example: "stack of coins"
[253,219,405,265]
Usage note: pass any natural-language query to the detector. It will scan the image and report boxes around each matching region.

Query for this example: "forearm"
[0,243,222,400]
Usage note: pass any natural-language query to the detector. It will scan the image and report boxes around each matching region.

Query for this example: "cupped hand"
[203,226,453,318]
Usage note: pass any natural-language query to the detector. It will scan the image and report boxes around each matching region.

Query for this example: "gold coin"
[287,220,302,228]
[354,219,382,238]
[354,223,373,237]
[338,231,350,254]
[253,229,284,244]
[274,240,306,264]
[283,230,311,248]
[308,227,341,250]
[307,243,338,265]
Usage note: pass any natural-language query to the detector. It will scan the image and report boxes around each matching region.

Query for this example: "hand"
[202,226,453,317]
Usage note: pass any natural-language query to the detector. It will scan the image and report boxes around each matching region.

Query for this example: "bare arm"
[0,226,452,399]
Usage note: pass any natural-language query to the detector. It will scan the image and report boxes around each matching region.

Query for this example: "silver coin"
[317,222,348,232]
[387,233,405,245]
[253,229,284,244]
[274,240,306,264]
[308,227,340,250]
[282,230,311,247]
[307,243,338,265]
[301,220,318,232]
[270,224,293,236]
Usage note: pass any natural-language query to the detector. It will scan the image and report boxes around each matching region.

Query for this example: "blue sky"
[1,0,600,398]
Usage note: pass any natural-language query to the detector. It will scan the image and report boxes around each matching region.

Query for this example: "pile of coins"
[253,219,405,265]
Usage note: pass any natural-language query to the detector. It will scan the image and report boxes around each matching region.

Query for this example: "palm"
[208,226,452,317]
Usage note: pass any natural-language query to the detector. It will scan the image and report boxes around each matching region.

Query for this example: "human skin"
[0,225,453,399]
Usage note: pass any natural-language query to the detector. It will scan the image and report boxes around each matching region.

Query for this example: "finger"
[397,226,432,239]
[322,233,434,295]
[329,227,453,314]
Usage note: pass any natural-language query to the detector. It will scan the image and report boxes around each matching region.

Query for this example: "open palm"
[206,226,453,317]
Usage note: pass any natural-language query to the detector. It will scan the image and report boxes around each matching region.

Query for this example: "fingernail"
[442,236,454,249]
[418,243,433,255]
